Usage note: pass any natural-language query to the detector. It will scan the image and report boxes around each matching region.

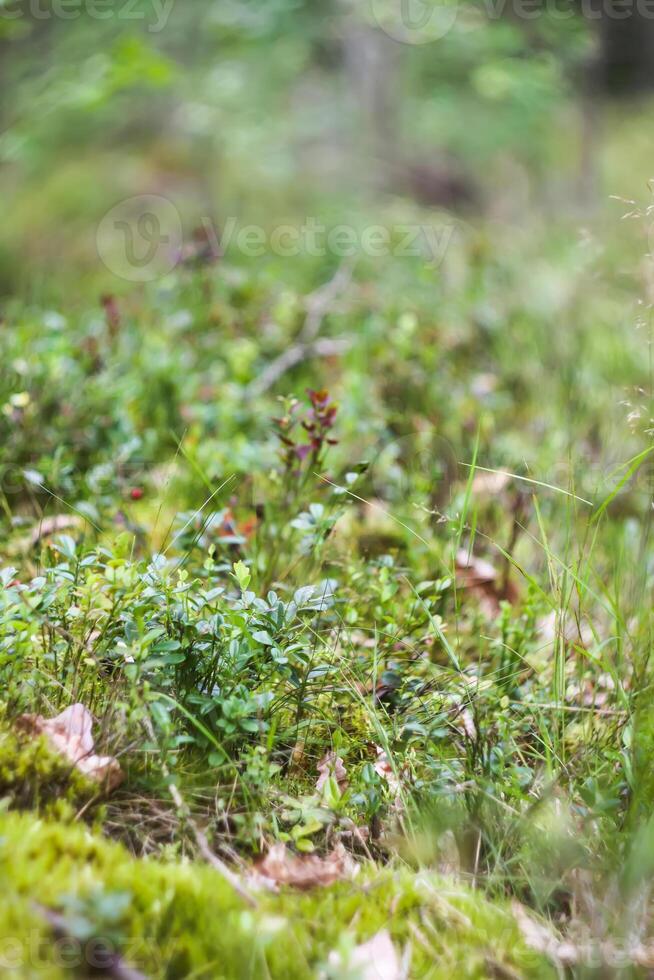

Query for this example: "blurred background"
[1,0,654,304]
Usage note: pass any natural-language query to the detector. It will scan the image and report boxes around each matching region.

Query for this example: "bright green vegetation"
[0,809,553,979]
[0,217,653,974]
[4,2,654,976]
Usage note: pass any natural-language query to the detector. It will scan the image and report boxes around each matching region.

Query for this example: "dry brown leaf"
[455,548,518,617]
[329,930,403,980]
[253,842,357,891]
[457,707,477,741]
[455,548,497,587]
[374,747,402,796]
[17,704,123,791]
[512,902,577,966]
[471,470,511,496]
[536,611,592,651]
[29,515,84,547]
[316,751,347,793]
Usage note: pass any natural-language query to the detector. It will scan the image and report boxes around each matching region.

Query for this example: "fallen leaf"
[252,842,357,890]
[329,930,403,980]
[536,610,592,652]
[471,470,511,496]
[457,707,477,741]
[455,548,518,617]
[374,747,402,796]
[512,901,577,966]
[17,704,123,791]
[455,548,497,587]
[29,515,84,547]
[316,751,347,793]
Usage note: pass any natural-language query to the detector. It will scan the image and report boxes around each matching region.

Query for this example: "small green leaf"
[232,560,251,591]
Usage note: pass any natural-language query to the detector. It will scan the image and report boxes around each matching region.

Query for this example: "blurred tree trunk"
[342,21,477,208]
[599,8,654,93]
[343,22,399,180]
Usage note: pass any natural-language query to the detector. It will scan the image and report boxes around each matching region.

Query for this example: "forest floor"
[1,204,654,978]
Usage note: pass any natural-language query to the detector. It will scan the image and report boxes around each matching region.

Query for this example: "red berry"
[130,488,144,501]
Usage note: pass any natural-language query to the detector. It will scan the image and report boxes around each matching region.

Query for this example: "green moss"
[0,811,554,979]
[0,730,96,813]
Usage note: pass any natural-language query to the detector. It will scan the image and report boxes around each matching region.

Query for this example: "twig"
[246,262,354,398]
[143,717,258,908]
[170,780,258,907]
[246,336,352,399]
[33,903,148,980]
[511,700,627,717]
[300,261,353,343]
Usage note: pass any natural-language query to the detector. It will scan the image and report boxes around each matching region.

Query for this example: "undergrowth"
[1,218,654,975]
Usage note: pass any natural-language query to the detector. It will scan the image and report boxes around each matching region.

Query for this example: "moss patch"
[0,811,554,979]
[0,729,96,814]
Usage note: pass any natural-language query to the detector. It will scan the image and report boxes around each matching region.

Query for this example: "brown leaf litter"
[17,703,123,791]
[28,515,85,547]
[328,930,404,980]
[250,841,357,891]
[374,747,402,796]
[513,900,654,970]
[455,548,519,617]
[316,751,348,793]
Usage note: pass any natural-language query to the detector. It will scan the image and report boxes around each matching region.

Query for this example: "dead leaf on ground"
[29,515,84,547]
[329,930,403,980]
[471,470,511,496]
[374,747,403,799]
[316,751,347,793]
[456,707,477,740]
[455,548,497,586]
[16,703,123,791]
[512,901,578,966]
[455,548,519,617]
[251,842,357,891]
[536,610,592,652]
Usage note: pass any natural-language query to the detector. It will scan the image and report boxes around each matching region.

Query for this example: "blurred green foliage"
[0,0,601,300]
